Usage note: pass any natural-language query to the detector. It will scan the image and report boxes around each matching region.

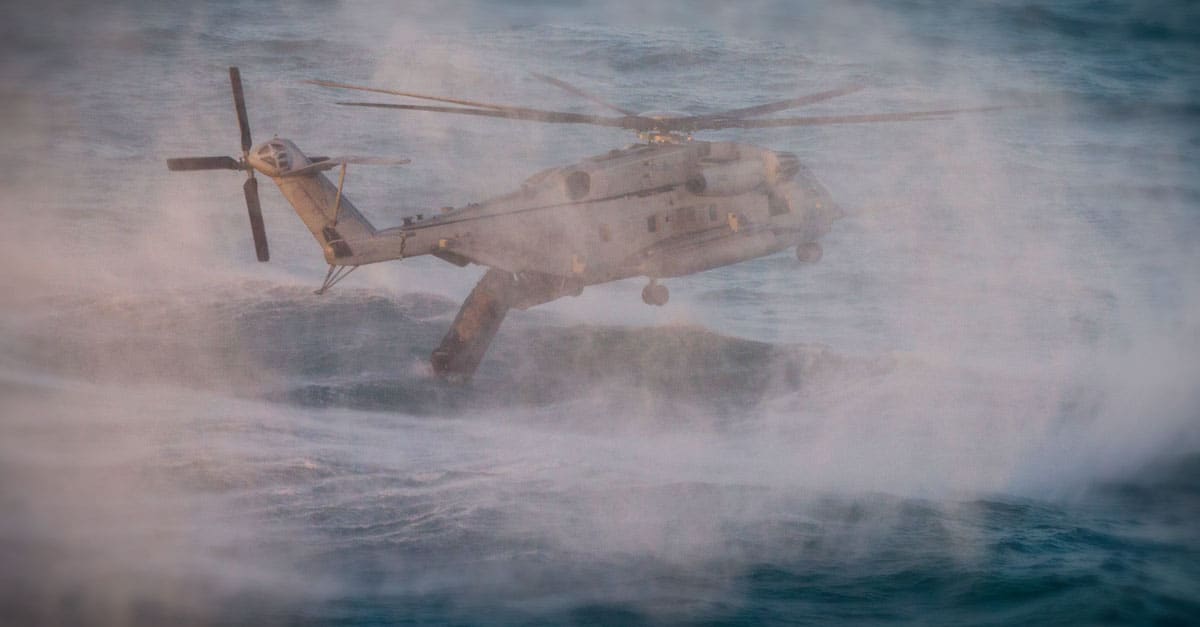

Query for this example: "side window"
[646,215,657,233]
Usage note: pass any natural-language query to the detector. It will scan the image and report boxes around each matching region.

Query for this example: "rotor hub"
[246,139,301,177]
[637,129,692,144]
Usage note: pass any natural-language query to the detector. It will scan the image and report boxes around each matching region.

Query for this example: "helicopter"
[167,67,1001,380]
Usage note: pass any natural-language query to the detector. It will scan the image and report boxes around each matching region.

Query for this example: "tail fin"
[249,139,409,265]
[271,159,377,263]
[164,67,408,266]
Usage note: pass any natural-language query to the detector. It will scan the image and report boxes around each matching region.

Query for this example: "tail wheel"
[641,283,669,306]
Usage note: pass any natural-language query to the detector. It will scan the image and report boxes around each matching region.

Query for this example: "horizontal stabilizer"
[280,156,411,178]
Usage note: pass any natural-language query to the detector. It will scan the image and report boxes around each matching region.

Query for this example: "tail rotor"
[166,66,269,262]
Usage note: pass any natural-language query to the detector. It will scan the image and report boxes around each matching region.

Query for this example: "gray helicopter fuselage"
[269,139,841,288]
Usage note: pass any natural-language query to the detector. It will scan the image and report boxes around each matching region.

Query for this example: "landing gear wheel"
[796,242,823,263]
[642,283,669,306]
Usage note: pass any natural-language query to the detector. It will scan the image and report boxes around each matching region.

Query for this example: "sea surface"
[2,1,1199,625]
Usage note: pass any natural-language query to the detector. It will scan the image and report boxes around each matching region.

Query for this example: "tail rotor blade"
[166,156,241,171]
[230,67,253,155]
[243,177,269,262]
[170,67,270,263]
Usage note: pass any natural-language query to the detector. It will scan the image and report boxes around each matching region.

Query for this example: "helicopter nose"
[781,180,841,234]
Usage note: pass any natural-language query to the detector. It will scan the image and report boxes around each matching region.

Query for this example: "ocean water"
[2,1,1199,625]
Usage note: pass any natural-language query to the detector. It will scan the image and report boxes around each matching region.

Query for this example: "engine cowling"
[690,158,765,197]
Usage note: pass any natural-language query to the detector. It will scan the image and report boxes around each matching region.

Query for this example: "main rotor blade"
[336,101,651,131]
[677,106,1008,131]
[166,156,240,171]
[243,177,269,262]
[307,79,518,112]
[230,67,253,155]
[679,85,866,125]
[529,72,636,116]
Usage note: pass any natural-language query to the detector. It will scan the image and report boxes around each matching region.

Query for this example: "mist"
[2,1,1198,624]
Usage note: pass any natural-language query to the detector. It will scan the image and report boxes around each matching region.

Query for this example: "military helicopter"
[167,67,999,380]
